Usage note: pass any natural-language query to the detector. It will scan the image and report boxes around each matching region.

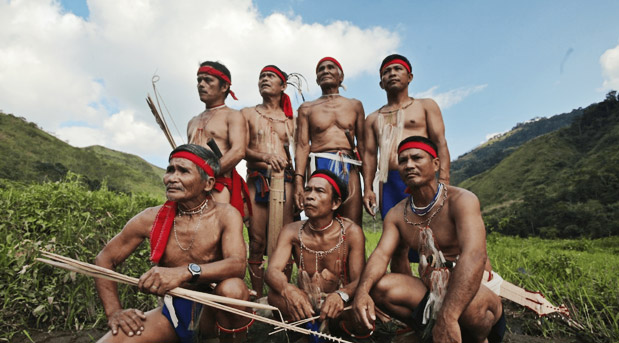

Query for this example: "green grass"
[1,177,617,342]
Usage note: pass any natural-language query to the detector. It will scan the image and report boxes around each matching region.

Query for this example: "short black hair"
[199,61,232,98]
[397,136,438,158]
[379,54,412,74]
[262,65,288,85]
[310,169,349,207]
[169,144,220,179]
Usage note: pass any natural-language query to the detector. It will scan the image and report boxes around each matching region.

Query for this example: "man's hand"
[282,285,314,321]
[363,190,377,216]
[352,293,376,331]
[264,153,288,173]
[137,266,187,296]
[433,313,462,343]
[108,309,146,337]
[320,292,345,320]
[294,182,305,211]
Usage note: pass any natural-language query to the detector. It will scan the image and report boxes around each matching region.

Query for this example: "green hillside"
[0,112,165,198]
[451,108,582,185]
[460,92,619,238]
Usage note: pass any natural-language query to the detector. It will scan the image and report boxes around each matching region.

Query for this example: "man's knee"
[215,278,249,300]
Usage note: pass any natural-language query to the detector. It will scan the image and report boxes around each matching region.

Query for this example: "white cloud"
[414,84,487,109]
[0,0,399,167]
[601,43,619,90]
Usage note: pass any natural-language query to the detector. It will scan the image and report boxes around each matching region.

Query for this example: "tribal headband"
[381,59,411,74]
[261,66,293,118]
[197,66,238,100]
[170,151,215,177]
[311,173,341,197]
[316,57,343,73]
[398,141,438,158]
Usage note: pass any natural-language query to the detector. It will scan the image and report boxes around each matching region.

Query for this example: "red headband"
[170,151,215,177]
[381,59,411,74]
[197,66,238,100]
[398,141,437,158]
[261,66,292,118]
[311,173,341,197]
[316,57,343,73]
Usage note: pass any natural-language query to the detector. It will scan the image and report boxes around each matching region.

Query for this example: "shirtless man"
[363,54,450,271]
[353,136,505,343]
[241,65,296,295]
[187,61,250,218]
[94,144,252,343]
[266,169,370,338]
[294,57,365,226]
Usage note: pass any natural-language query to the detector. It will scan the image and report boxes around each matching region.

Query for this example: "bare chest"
[308,104,356,133]
[188,112,229,143]
[160,217,224,266]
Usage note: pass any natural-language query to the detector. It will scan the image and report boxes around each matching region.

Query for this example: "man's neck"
[386,89,411,107]
[177,194,210,213]
[409,181,440,207]
[306,215,336,236]
[260,94,282,111]
[204,99,227,110]
[321,86,340,96]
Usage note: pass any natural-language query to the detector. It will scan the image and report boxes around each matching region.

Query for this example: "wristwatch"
[188,263,201,283]
[335,290,350,303]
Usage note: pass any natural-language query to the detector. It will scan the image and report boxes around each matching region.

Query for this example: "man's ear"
[379,80,385,89]
[432,157,440,172]
[203,177,216,193]
[331,197,342,212]
[221,81,230,93]
[408,72,414,83]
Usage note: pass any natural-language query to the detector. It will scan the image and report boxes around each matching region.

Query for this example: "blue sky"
[3,0,619,169]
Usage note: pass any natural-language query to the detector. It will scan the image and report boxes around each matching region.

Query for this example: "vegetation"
[1,178,617,342]
[0,112,165,197]
[460,93,619,238]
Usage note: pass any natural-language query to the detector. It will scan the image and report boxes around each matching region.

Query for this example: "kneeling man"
[95,144,251,343]
[266,169,370,338]
[353,136,505,343]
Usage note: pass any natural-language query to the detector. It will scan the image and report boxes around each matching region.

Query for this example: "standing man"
[353,136,505,343]
[294,57,366,226]
[241,65,296,296]
[363,54,451,271]
[188,61,250,218]
[95,144,253,343]
[266,169,370,338]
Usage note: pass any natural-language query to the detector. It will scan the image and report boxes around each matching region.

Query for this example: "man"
[294,57,365,226]
[187,61,250,218]
[353,136,505,343]
[363,54,451,271]
[241,65,296,296]
[266,169,370,338]
[94,144,252,343]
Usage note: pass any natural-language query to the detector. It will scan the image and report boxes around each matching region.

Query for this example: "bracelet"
[294,173,305,179]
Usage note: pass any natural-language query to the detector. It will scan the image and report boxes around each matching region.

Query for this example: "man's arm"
[94,208,154,336]
[362,114,378,215]
[320,221,366,320]
[265,224,314,321]
[354,100,366,164]
[219,110,247,175]
[293,104,311,209]
[425,99,450,184]
[353,209,401,329]
[433,190,487,342]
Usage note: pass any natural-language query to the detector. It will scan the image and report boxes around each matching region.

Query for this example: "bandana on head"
[381,59,411,74]
[316,57,343,73]
[311,173,341,197]
[398,141,438,158]
[170,151,215,177]
[261,66,293,118]
[197,66,238,100]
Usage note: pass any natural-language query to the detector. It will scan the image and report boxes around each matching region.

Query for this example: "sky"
[1,0,619,173]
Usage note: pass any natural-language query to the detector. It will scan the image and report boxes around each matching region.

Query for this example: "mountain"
[0,112,165,198]
[451,108,583,185]
[458,92,619,238]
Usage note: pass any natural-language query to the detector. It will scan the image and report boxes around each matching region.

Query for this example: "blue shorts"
[247,168,292,203]
[314,153,354,184]
[162,296,202,343]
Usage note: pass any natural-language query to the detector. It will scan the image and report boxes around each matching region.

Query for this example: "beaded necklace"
[254,105,288,124]
[174,198,209,251]
[307,219,334,232]
[299,217,345,275]
[403,185,447,228]
[410,183,444,216]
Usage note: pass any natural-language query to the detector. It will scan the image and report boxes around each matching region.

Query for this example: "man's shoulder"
[416,98,440,109]
[126,204,164,233]
[445,185,479,209]
[339,217,364,238]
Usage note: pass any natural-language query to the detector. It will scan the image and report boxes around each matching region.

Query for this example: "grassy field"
[1,177,617,342]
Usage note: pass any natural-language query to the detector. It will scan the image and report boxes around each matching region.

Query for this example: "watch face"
[189,263,201,273]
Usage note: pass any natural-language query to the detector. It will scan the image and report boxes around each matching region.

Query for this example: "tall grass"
[1,177,617,342]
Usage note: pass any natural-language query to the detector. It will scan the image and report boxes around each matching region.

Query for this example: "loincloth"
[214,168,252,217]
[247,168,293,203]
[162,295,203,343]
[308,151,361,185]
